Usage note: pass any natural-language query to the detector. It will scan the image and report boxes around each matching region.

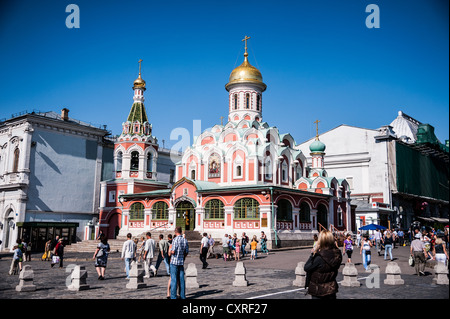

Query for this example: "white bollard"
[384,262,404,285]
[233,262,248,287]
[341,263,361,287]
[292,262,306,287]
[126,261,146,289]
[185,263,199,289]
[67,265,89,291]
[16,265,36,292]
[432,262,449,285]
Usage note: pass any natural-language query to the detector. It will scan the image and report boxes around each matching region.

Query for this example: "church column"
[310,209,318,231]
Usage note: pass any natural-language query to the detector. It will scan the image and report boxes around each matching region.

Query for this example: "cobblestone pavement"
[0,244,448,300]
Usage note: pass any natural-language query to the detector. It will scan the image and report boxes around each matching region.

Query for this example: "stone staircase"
[65,230,204,253]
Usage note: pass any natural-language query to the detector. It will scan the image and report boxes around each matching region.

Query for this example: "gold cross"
[314,119,320,139]
[138,59,143,75]
[242,35,251,55]
[220,116,224,126]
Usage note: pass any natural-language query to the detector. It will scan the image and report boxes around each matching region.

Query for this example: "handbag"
[52,255,60,264]
[408,255,415,267]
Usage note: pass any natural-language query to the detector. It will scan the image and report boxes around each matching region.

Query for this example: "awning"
[417,217,436,223]
[430,217,449,224]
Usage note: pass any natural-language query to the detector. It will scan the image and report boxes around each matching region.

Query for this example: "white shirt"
[144,238,155,259]
[121,239,135,259]
[201,237,209,249]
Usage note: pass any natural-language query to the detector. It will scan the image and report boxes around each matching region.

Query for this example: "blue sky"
[0,0,448,149]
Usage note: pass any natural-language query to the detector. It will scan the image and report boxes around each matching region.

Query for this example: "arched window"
[277,199,292,221]
[234,198,259,219]
[147,153,153,172]
[129,202,145,220]
[299,202,311,222]
[12,148,19,172]
[204,199,225,219]
[116,151,123,172]
[130,151,139,171]
[256,95,261,111]
[191,169,196,180]
[152,201,168,220]
[234,94,238,110]
[245,93,250,109]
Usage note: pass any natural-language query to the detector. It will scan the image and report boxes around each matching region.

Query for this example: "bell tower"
[225,36,267,123]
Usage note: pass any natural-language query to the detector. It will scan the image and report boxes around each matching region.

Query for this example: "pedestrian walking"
[383,232,394,261]
[121,233,135,279]
[200,232,209,269]
[207,234,215,258]
[304,230,343,299]
[241,233,249,258]
[25,241,32,261]
[250,236,258,260]
[43,239,52,261]
[360,235,372,271]
[222,234,230,261]
[169,227,189,299]
[52,238,64,268]
[228,235,235,260]
[410,234,428,276]
[374,229,383,256]
[93,233,110,280]
[261,231,269,255]
[235,239,241,261]
[433,237,448,266]
[137,236,146,262]
[143,232,157,278]
[9,244,23,275]
[398,229,405,246]
[343,234,354,263]
[155,234,170,276]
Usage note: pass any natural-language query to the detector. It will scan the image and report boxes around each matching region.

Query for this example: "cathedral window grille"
[277,199,293,221]
[191,169,196,180]
[256,94,261,111]
[234,94,238,110]
[299,202,311,223]
[204,199,225,219]
[234,198,260,219]
[245,93,250,109]
[152,201,168,220]
[129,202,145,220]
[130,151,139,171]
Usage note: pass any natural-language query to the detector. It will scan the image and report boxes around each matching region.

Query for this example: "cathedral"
[99,37,354,248]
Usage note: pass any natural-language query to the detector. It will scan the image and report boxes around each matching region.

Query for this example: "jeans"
[384,244,393,260]
[124,258,132,278]
[155,253,170,275]
[362,250,371,270]
[200,247,208,268]
[376,240,382,254]
[170,264,186,299]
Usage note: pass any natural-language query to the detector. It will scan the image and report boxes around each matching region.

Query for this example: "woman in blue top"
[93,233,110,280]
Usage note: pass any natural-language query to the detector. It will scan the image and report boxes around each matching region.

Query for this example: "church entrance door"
[175,201,195,231]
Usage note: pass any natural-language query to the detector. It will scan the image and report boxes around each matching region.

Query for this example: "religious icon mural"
[208,153,221,178]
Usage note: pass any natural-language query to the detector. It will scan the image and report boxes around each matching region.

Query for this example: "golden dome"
[225,37,266,91]
[133,59,146,90]
[133,74,146,90]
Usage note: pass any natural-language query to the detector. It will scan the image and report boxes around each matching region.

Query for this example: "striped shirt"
[170,235,189,266]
